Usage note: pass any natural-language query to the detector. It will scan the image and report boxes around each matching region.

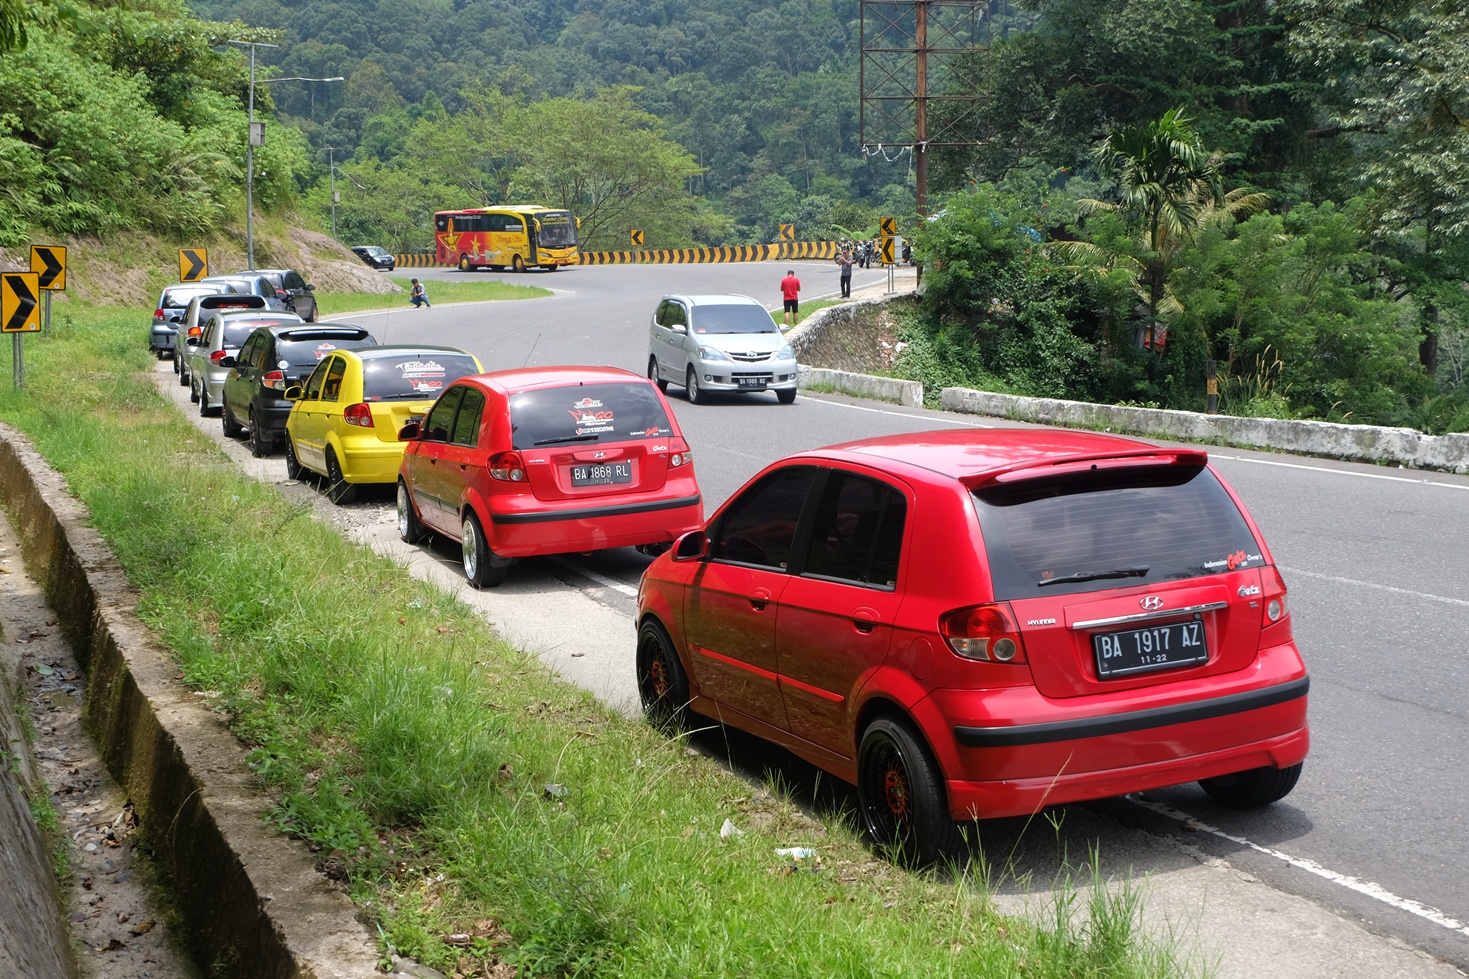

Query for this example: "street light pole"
[328,146,337,239]
[228,40,341,269]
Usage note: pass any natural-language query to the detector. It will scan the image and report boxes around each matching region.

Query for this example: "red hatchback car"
[635,428,1309,866]
[397,366,703,587]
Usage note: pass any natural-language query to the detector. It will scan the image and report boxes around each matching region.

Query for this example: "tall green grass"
[0,302,1201,978]
[316,276,551,316]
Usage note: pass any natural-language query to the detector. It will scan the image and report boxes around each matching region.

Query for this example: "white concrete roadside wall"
[798,366,923,408]
[941,386,1469,473]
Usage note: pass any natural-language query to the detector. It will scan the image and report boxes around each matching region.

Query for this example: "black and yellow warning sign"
[779,223,796,243]
[2,272,41,333]
[879,217,897,238]
[179,248,208,282]
[30,245,66,291]
[630,229,644,247]
[879,236,896,265]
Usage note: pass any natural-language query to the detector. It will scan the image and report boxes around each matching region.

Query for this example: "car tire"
[857,716,963,869]
[461,511,507,588]
[198,385,211,416]
[777,388,797,405]
[248,409,272,458]
[685,367,705,405]
[648,356,667,393]
[636,618,692,733]
[397,480,425,544]
[171,351,180,372]
[189,375,200,405]
[459,254,472,272]
[325,447,356,504]
[512,255,526,273]
[178,361,189,387]
[1199,763,1303,809]
[284,436,302,480]
[222,402,243,438]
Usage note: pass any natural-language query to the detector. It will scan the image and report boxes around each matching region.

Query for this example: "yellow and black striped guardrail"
[392,241,844,269]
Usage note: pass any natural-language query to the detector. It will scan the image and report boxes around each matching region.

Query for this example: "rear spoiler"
[201,294,267,310]
[964,447,1209,490]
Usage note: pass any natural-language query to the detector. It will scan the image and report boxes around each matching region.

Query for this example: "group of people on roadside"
[780,231,914,327]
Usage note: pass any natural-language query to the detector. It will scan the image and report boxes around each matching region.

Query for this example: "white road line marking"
[1129,796,1469,939]
[1281,568,1469,608]
[1212,454,1469,490]
[805,396,992,426]
[549,556,639,598]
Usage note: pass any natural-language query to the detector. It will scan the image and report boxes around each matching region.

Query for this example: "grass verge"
[0,303,1200,979]
[316,275,551,316]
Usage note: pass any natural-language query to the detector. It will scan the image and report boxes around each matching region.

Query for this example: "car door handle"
[852,608,879,633]
[748,587,772,611]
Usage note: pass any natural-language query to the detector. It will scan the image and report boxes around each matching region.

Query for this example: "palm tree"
[1056,108,1269,350]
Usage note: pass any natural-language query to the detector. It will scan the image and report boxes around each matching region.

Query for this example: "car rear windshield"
[276,331,375,368]
[692,303,778,334]
[972,464,1264,599]
[509,382,674,448]
[363,354,480,400]
[224,323,263,347]
[162,288,216,308]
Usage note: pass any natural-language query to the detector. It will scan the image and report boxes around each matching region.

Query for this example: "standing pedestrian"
[409,278,431,308]
[779,269,801,330]
[835,247,854,299]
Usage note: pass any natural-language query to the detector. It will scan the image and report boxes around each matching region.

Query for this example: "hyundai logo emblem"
[1140,596,1164,611]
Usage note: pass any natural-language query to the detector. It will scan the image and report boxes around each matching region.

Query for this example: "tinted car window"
[974,465,1262,599]
[322,358,347,401]
[422,387,464,442]
[274,329,376,371]
[362,354,481,401]
[451,388,485,446]
[303,360,327,400]
[508,382,673,449]
[692,303,777,334]
[282,271,307,291]
[804,472,906,589]
[712,466,815,571]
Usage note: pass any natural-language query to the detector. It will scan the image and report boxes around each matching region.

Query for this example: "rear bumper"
[920,643,1309,819]
[332,436,406,484]
[150,325,177,353]
[487,494,703,557]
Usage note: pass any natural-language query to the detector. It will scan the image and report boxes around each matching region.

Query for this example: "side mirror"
[218,355,237,369]
[306,284,316,291]
[284,385,304,401]
[672,530,708,562]
[397,421,421,441]
[184,336,199,347]
[671,324,688,335]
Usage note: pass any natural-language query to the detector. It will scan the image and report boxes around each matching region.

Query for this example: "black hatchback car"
[220,323,377,457]
[245,268,318,322]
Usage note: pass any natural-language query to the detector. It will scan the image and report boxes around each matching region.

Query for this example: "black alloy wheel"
[221,402,243,438]
[283,436,302,480]
[857,717,963,869]
[247,409,272,458]
[636,619,691,733]
[324,447,356,505]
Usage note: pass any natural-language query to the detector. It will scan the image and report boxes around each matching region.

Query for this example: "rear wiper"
[1037,565,1151,586]
[532,434,600,446]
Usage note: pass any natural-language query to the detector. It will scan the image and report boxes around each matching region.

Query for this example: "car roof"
[794,428,1205,483]
[660,294,762,307]
[469,365,646,393]
[347,345,475,362]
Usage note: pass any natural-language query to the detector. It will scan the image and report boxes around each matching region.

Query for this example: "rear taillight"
[154,308,165,319]
[263,370,286,391]
[940,603,1028,663]
[1262,566,1288,624]
[343,403,374,428]
[188,326,203,338]
[670,450,692,468]
[209,350,229,365]
[489,451,526,482]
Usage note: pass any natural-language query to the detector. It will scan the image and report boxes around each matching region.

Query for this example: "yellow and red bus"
[434,205,579,272]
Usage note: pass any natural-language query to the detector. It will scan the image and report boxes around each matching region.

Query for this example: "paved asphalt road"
[179,261,1469,976]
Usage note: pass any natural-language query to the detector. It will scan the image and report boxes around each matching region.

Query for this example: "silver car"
[175,292,264,388]
[186,308,302,416]
[647,293,798,405]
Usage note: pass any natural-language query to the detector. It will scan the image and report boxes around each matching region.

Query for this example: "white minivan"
[647,293,799,405]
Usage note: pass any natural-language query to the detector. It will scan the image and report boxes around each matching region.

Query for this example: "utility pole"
[328,146,337,239]
[229,40,277,270]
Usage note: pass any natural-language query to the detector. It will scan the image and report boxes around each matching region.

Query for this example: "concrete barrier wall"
[798,366,923,408]
[940,386,1469,473]
[0,558,76,979]
[0,423,380,979]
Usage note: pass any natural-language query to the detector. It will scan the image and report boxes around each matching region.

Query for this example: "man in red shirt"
[780,269,801,330]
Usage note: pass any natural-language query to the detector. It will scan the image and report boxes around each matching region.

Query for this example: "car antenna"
[522,334,540,368]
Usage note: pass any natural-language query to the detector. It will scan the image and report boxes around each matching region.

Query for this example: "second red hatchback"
[397,366,703,587]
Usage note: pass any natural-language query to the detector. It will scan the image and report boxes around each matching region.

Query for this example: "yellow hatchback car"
[284,345,485,503]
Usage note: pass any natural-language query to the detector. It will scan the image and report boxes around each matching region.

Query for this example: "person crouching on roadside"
[410,278,431,308]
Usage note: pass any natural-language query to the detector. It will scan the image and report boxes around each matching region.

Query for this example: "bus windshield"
[537,213,577,247]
